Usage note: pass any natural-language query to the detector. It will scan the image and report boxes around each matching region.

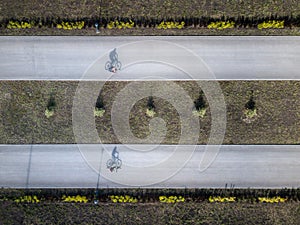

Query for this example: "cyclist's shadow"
[105,48,122,72]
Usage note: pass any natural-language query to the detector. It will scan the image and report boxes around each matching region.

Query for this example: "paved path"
[1,144,299,188]
[1,36,300,80]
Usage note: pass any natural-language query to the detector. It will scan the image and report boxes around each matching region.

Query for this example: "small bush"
[258,20,284,29]
[56,21,85,30]
[159,196,185,203]
[45,108,54,118]
[94,108,105,117]
[95,95,105,110]
[244,108,257,118]
[61,195,88,203]
[109,195,138,203]
[209,196,236,203]
[194,92,206,111]
[207,21,235,29]
[245,96,255,110]
[192,108,207,118]
[147,96,155,110]
[146,108,156,117]
[14,195,40,203]
[258,197,287,203]
[107,20,134,29]
[157,21,185,29]
[45,94,56,118]
[47,94,56,111]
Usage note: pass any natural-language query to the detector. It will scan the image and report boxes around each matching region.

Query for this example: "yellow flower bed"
[257,20,284,29]
[157,21,185,29]
[159,196,185,203]
[14,195,40,203]
[209,196,236,203]
[207,21,235,30]
[109,195,138,203]
[258,197,287,203]
[7,21,33,29]
[62,195,88,203]
[107,20,134,29]
[56,21,85,30]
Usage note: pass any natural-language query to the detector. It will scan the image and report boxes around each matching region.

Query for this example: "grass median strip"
[0,80,299,144]
[1,188,300,224]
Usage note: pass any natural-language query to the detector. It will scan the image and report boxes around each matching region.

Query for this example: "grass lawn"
[0,201,299,224]
[1,27,300,36]
[1,0,299,20]
[0,80,299,145]
[1,0,300,35]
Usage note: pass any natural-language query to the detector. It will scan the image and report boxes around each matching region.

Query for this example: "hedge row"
[1,188,300,203]
[1,15,300,29]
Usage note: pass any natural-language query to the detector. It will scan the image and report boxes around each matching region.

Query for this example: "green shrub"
[207,21,235,29]
[258,20,284,29]
[47,94,56,111]
[109,195,138,203]
[193,91,207,117]
[61,195,88,203]
[157,21,185,29]
[7,21,34,29]
[56,21,85,30]
[14,195,40,203]
[94,108,105,117]
[147,96,155,110]
[159,196,185,203]
[209,196,236,202]
[107,20,134,29]
[258,196,287,203]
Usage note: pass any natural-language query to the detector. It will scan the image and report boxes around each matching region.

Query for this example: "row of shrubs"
[4,20,285,30]
[8,195,289,204]
[1,14,300,29]
[1,188,300,204]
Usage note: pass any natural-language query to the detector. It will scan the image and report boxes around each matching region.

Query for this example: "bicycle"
[105,60,122,72]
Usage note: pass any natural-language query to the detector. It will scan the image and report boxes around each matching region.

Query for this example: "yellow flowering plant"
[207,21,235,30]
[61,195,88,203]
[109,195,138,203]
[257,20,284,29]
[159,196,185,203]
[209,196,236,202]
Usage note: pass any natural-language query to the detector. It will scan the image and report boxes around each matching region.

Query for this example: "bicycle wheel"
[105,61,111,71]
[115,61,122,70]
[116,159,122,168]
[106,159,113,168]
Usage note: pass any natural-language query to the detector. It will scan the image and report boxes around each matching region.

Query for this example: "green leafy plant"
[258,197,287,203]
[7,21,34,29]
[14,195,40,203]
[157,21,185,29]
[258,20,284,29]
[159,196,185,203]
[209,196,236,202]
[193,91,207,118]
[94,95,105,117]
[107,20,134,29]
[244,90,257,119]
[62,195,88,203]
[109,195,138,203]
[207,21,235,29]
[45,94,56,118]
[56,21,85,30]
[146,96,156,117]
